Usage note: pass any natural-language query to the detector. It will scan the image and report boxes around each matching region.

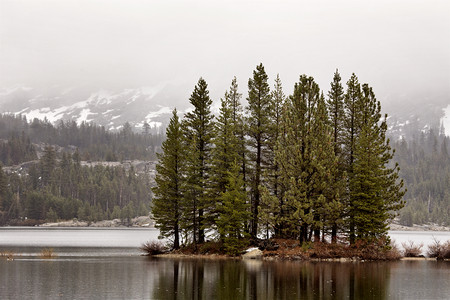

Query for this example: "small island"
[149,65,422,260]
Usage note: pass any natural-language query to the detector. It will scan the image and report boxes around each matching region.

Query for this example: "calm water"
[1,228,449,299]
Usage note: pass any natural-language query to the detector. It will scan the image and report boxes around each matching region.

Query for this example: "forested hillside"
[0,114,163,164]
[0,115,161,225]
[393,129,450,226]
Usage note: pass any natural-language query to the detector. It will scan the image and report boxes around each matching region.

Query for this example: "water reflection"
[2,256,448,299]
[151,259,392,300]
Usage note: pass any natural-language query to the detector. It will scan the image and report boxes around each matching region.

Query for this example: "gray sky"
[1,0,449,108]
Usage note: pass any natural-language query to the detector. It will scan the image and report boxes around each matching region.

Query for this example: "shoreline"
[8,218,448,231]
[151,253,448,262]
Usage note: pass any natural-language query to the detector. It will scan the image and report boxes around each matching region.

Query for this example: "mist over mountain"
[1,83,449,142]
[0,84,188,133]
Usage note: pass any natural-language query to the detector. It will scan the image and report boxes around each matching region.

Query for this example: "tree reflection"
[152,259,390,299]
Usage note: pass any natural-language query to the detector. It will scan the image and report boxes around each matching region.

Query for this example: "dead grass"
[40,248,57,259]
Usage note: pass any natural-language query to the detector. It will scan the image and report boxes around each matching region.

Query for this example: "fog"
[1,0,449,109]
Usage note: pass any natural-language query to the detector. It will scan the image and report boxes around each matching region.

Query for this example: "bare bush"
[427,238,450,260]
[140,240,167,256]
[401,241,424,257]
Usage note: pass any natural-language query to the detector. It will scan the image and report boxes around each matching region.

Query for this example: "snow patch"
[145,106,172,120]
[77,109,97,124]
[441,104,450,137]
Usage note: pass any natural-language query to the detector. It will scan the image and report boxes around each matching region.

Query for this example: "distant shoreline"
[2,218,448,232]
[389,223,450,232]
[38,216,154,228]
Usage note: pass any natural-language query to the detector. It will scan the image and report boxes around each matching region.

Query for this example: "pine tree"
[182,78,215,244]
[276,75,321,242]
[210,87,241,226]
[151,109,185,249]
[350,84,405,241]
[260,74,286,237]
[326,69,346,242]
[215,161,250,255]
[0,164,7,211]
[246,63,271,239]
[226,77,247,182]
[40,145,57,188]
[343,73,363,244]
[310,93,339,242]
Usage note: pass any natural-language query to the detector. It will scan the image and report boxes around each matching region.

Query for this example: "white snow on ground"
[441,104,450,136]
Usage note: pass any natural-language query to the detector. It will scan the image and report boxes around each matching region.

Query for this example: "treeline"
[0,146,151,225]
[152,64,405,254]
[393,129,450,226]
[0,114,163,164]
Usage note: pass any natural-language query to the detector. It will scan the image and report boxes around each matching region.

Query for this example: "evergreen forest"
[0,116,161,225]
[393,129,450,226]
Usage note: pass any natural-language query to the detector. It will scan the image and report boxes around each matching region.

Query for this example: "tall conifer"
[152,109,185,249]
[326,69,346,242]
[183,78,215,244]
[350,84,405,241]
[246,63,271,239]
[343,73,362,243]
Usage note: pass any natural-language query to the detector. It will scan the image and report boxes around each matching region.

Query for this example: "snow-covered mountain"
[385,101,450,141]
[0,85,183,133]
[1,85,449,138]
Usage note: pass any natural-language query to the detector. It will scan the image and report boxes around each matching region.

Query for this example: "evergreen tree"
[276,75,320,242]
[343,73,363,243]
[0,164,7,211]
[182,78,215,244]
[226,77,247,182]
[326,69,346,242]
[259,74,286,238]
[40,145,57,188]
[215,161,250,255]
[210,90,241,228]
[310,93,339,242]
[152,109,185,249]
[350,84,405,241]
[246,63,271,239]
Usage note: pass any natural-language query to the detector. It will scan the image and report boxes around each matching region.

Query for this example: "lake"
[1,228,449,299]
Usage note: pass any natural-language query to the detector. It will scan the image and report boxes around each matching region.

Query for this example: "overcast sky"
[1,0,449,108]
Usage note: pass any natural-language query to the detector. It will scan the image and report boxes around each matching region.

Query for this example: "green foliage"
[393,130,450,226]
[0,132,37,165]
[246,63,272,238]
[182,78,215,244]
[152,109,185,249]
[0,114,162,164]
[215,161,250,255]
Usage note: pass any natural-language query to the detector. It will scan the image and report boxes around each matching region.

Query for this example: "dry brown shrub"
[427,238,450,260]
[401,241,424,257]
[140,240,167,256]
